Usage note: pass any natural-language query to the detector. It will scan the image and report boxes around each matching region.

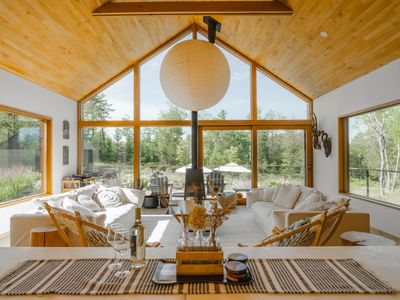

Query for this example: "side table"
[340,231,397,246]
[30,225,68,247]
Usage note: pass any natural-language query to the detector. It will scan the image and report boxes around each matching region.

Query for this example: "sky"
[88,32,307,121]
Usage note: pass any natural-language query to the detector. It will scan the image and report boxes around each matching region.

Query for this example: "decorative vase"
[178,227,192,251]
[193,230,206,248]
[207,227,221,250]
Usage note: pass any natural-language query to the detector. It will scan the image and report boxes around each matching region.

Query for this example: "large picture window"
[79,25,313,194]
[0,106,51,203]
[340,101,400,207]
[82,127,133,187]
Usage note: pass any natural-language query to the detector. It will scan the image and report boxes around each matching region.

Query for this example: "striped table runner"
[0,258,396,295]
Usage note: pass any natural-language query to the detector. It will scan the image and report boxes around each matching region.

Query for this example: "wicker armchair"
[44,202,162,247]
[238,201,350,247]
[44,203,111,247]
[238,212,326,247]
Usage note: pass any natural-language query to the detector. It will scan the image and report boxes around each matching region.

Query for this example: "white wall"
[0,69,77,235]
[313,58,400,237]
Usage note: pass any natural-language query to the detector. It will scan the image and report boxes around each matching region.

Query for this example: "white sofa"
[246,185,370,246]
[10,185,145,247]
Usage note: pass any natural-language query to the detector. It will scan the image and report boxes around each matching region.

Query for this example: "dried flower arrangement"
[187,205,207,230]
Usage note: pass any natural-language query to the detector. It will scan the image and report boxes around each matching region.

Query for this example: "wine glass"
[114,228,131,278]
[107,223,123,270]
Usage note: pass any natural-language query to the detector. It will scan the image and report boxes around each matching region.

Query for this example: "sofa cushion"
[63,197,95,216]
[246,188,264,208]
[32,192,74,211]
[294,193,332,211]
[263,188,276,202]
[251,201,283,234]
[121,188,145,207]
[95,187,125,208]
[74,184,97,199]
[103,204,136,229]
[273,185,301,209]
[77,194,102,212]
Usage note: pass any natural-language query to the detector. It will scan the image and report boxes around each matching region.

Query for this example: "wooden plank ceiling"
[0,0,399,101]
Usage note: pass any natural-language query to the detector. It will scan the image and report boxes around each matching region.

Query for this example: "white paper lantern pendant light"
[160,18,230,111]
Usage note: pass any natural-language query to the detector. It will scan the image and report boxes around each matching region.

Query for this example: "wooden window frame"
[78,23,314,188]
[0,104,52,207]
[338,99,400,209]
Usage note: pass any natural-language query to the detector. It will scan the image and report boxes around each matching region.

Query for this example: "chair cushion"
[77,195,103,212]
[273,184,301,209]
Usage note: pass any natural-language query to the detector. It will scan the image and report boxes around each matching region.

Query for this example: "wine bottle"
[130,207,145,269]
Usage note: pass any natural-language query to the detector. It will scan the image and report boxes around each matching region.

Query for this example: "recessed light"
[320,31,328,38]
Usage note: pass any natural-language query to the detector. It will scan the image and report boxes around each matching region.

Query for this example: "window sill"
[340,192,400,211]
[0,193,51,209]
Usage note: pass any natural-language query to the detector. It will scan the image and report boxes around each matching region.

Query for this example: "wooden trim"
[341,193,400,211]
[338,98,400,119]
[338,117,347,193]
[0,193,51,209]
[134,126,140,184]
[92,1,293,16]
[192,23,197,40]
[45,119,52,194]
[79,119,312,128]
[198,127,203,168]
[0,104,51,120]
[134,65,139,121]
[251,62,257,120]
[77,103,82,174]
[305,126,313,187]
[251,129,257,188]
[308,100,314,120]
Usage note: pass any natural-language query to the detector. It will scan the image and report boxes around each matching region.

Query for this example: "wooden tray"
[152,260,254,285]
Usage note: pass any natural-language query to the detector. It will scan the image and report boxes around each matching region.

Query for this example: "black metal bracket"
[203,16,221,44]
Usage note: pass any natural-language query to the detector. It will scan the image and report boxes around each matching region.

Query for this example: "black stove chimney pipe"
[191,111,198,169]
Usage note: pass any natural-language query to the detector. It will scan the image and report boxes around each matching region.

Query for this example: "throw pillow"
[77,194,102,212]
[95,187,125,208]
[273,184,301,209]
[294,192,332,211]
[62,197,96,218]
[75,184,97,199]
[32,192,74,211]
[262,188,276,202]
[121,188,145,207]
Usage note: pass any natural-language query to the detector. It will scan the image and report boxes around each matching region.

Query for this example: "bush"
[0,165,41,203]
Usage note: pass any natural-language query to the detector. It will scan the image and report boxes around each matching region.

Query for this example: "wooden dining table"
[0,246,399,299]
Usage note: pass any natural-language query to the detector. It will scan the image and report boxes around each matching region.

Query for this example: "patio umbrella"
[214,162,251,189]
[175,164,212,174]
[214,162,251,173]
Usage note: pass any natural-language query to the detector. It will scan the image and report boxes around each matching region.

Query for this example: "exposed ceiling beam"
[92,1,293,16]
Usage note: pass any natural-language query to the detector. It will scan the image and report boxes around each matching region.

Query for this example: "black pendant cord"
[191,111,198,169]
[203,16,221,44]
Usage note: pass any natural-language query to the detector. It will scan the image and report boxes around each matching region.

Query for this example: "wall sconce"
[312,113,331,157]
